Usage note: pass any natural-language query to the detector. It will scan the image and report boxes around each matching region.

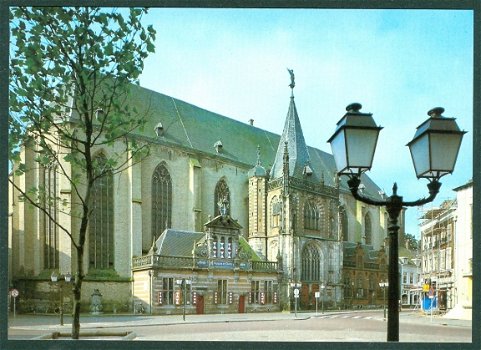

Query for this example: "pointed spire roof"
[270,93,318,182]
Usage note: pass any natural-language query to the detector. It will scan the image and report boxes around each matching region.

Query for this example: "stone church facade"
[8,79,389,313]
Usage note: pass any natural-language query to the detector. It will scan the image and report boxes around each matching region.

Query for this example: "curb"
[32,330,136,340]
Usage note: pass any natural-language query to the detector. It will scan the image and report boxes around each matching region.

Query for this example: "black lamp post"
[320,283,326,314]
[51,271,72,326]
[328,104,465,342]
[290,282,302,317]
[176,278,192,321]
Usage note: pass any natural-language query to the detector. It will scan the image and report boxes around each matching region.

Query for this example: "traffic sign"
[10,289,19,298]
[293,288,299,296]
[315,291,320,298]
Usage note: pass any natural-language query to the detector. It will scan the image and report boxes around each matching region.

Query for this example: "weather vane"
[287,68,295,93]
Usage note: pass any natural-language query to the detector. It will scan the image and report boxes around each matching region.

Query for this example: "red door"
[196,295,204,314]
[300,284,310,308]
[238,295,245,313]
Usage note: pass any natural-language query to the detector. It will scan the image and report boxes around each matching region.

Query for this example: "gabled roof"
[151,229,204,257]
[124,83,383,200]
[205,214,243,230]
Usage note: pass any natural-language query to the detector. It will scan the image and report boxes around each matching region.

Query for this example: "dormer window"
[155,122,164,137]
[303,164,313,176]
[214,140,223,153]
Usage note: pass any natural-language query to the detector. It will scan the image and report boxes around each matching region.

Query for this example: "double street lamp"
[50,271,72,326]
[379,281,389,321]
[176,278,192,321]
[328,104,465,342]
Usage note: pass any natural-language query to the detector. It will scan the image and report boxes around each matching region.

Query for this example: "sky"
[138,8,473,238]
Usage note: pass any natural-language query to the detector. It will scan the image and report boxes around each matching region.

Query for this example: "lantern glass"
[345,127,380,171]
[407,109,466,179]
[329,125,381,175]
[328,104,382,175]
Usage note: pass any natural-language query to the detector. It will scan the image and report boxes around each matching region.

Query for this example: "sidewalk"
[8,309,471,332]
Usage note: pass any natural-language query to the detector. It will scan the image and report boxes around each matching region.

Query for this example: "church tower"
[248,146,268,259]
[267,70,342,311]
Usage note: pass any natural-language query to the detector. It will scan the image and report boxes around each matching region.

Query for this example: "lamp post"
[148,270,153,315]
[379,281,388,320]
[320,283,326,314]
[290,282,301,317]
[328,104,465,342]
[51,271,72,326]
[176,278,192,321]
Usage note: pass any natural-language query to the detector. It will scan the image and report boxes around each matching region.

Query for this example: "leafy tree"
[9,7,156,339]
[400,232,420,251]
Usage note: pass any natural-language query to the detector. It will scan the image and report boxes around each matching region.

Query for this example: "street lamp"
[176,278,192,321]
[289,282,302,317]
[50,271,72,326]
[328,104,465,342]
[148,270,153,315]
[320,283,326,314]
[379,281,388,321]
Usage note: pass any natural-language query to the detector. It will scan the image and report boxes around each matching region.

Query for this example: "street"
[7,310,471,343]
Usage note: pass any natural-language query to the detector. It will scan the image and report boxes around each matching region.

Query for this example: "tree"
[400,232,420,251]
[9,7,156,339]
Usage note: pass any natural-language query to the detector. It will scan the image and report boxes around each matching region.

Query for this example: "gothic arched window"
[214,179,230,216]
[365,213,372,245]
[152,162,172,240]
[301,243,321,282]
[304,201,321,231]
[42,164,59,269]
[89,153,114,269]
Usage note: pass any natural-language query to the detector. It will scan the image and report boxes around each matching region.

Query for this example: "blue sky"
[139,8,473,238]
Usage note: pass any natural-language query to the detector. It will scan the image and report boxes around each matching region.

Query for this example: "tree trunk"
[71,200,89,339]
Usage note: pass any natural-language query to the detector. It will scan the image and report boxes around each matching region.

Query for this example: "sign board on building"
[158,291,163,305]
[228,292,234,304]
[214,291,218,304]
[212,261,234,269]
[273,292,278,304]
[192,291,197,305]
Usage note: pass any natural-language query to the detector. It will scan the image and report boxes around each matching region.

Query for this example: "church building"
[8,73,389,314]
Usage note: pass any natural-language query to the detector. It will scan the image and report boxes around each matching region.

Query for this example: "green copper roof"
[125,83,383,200]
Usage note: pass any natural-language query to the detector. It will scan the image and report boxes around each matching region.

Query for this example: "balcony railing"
[132,255,278,273]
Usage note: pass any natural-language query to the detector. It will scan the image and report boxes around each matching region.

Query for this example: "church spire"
[270,70,317,182]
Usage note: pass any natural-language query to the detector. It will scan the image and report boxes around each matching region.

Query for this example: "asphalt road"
[7,310,472,343]
[126,311,471,342]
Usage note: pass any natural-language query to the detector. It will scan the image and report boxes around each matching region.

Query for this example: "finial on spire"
[287,68,295,95]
